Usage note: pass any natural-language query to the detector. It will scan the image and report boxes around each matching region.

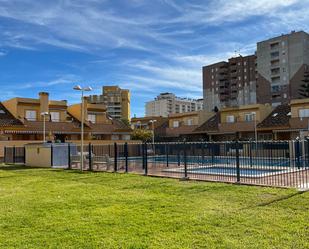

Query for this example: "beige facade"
[168,111,200,128]
[67,97,111,126]
[220,104,272,124]
[3,92,68,122]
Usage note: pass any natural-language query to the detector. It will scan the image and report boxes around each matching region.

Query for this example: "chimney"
[39,92,49,118]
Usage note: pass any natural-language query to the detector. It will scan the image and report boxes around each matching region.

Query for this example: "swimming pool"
[163,166,287,178]
[124,155,298,167]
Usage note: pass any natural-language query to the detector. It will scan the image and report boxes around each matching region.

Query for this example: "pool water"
[145,155,294,167]
[187,166,283,176]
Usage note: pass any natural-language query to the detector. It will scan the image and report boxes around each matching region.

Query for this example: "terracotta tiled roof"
[21,120,80,134]
[257,104,290,129]
[87,117,132,134]
[194,113,220,133]
[0,103,23,127]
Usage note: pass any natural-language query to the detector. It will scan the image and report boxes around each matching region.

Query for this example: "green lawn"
[0,165,308,249]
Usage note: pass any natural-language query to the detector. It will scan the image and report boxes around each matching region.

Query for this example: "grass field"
[0,165,308,249]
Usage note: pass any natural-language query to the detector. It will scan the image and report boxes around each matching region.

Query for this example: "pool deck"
[70,160,309,189]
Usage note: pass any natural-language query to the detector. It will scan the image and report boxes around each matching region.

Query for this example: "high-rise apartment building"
[256,31,309,106]
[203,55,257,111]
[87,86,130,121]
[145,93,203,117]
[203,31,309,111]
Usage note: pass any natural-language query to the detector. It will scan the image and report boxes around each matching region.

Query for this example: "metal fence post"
[88,143,92,171]
[181,141,189,180]
[306,138,309,166]
[50,144,53,167]
[4,146,6,164]
[23,146,26,164]
[142,143,145,170]
[144,142,148,175]
[177,145,181,166]
[114,142,118,172]
[166,143,169,168]
[68,143,71,169]
[211,143,214,165]
[124,142,128,173]
[249,141,253,168]
[13,145,16,164]
[201,143,205,164]
[235,140,240,183]
[295,139,301,169]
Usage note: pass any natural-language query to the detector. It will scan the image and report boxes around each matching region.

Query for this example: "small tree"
[298,70,309,98]
[132,129,152,142]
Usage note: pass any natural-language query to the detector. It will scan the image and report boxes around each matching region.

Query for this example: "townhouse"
[0,92,132,142]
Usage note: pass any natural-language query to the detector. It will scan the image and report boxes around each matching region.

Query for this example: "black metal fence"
[3,140,309,189]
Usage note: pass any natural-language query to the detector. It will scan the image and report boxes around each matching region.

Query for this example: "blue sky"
[0,0,309,117]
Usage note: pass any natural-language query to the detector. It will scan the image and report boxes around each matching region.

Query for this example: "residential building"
[1,92,132,142]
[203,55,257,111]
[203,30,309,112]
[145,93,203,117]
[194,104,272,141]
[86,86,130,121]
[130,116,168,130]
[256,31,309,106]
[0,102,23,141]
[258,99,309,140]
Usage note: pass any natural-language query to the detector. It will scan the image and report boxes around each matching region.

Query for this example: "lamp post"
[41,112,49,143]
[254,112,258,144]
[149,119,157,144]
[73,85,92,171]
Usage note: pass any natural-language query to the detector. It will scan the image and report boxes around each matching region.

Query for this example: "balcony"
[270,51,280,60]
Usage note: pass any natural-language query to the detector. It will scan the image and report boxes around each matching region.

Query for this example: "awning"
[4,130,82,135]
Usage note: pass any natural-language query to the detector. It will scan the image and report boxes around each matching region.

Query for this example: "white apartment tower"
[145,93,203,117]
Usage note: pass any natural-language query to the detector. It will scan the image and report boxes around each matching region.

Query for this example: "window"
[50,112,60,122]
[299,109,309,118]
[25,110,37,121]
[88,114,96,123]
[111,135,119,140]
[187,119,193,126]
[173,121,179,128]
[245,112,256,122]
[226,115,235,123]
[122,134,131,140]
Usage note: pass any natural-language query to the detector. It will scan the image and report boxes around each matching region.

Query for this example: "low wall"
[0,140,141,158]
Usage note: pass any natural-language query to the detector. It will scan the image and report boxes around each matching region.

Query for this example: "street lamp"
[41,112,49,143]
[149,119,157,144]
[73,85,92,171]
